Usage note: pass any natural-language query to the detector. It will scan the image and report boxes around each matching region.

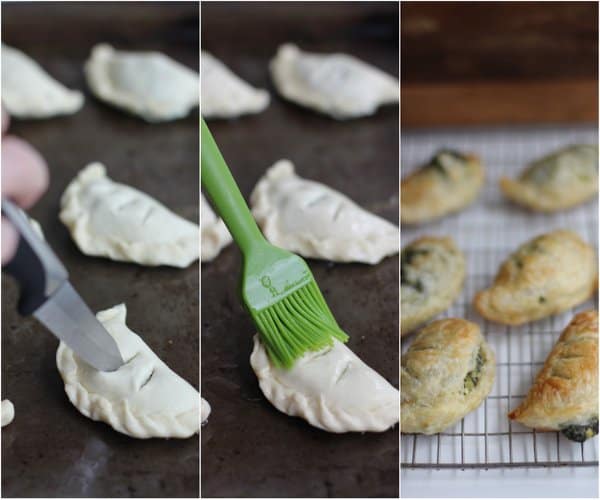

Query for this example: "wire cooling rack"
[401,125,599,470]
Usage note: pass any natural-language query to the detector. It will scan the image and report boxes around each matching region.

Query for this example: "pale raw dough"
[250,160,399,264]
[56,304,200,438]
[1,400,15,427]
[270,43,398,119]
[85,44,199,122]
[2,43,83,118]
[201,193,232,262]
[201,397,211,423]
[60,163,199,268]
[201,51,269,118]
[250,335,399,433]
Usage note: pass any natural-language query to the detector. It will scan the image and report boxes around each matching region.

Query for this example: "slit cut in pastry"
[401,236,465,336]
[474,230,597,325]
[500,144,599,212]
[250,160,399,264]
[60,163,199,268]
[201,397,211,423]
[2,43,83,118]
[269,43,398,119]
[85,44,199,122]
[201,193,232,262]
[1,400,15,427]
[250,335,398,433]
[401,319,496,435]
[56,304,200,439]
[401,150,485,224]
[509,310,598,443]
[201,51,269,118]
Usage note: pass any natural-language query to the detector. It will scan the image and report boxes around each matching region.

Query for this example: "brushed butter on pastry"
[269,43,398,119]
[401,319,495,435]
[401,150,484,224]
[250,335,399,433]
[250,160,399,264]
[500,144,599,212]
[509,310,598,442]
[60,163,199,268]
[201,193,232,262]
[56,304,200,439]
[401,236,465,336]
[474,230,597,325]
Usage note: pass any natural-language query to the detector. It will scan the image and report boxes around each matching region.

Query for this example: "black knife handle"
[2,199,68,316]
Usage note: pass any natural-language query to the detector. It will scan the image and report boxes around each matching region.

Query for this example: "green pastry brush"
[201,119,348,368]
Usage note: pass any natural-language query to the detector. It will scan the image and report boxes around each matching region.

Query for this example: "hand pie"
[250,335,399,433]
[1,400,14,427]
[401,150,484,224]
[509,310,598,442]
[85,44,199,122]
[500,145,599,212]
[401,237,465,336]
[201,397,211,423]
[401,319,495,435]
[201,51,269,118]
[201,193,232,262]
[2,43,83,118]
[56,304,200,439]
[474,230,596,325]
[269,43,398,119]
[60,163,199,268]
[250,160,399,264]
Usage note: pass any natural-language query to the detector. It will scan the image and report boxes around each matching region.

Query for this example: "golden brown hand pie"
[401,319,495,435]
[401,150,484,224]
[401,236,465,336]
[474,230,597,325]
[500,144,599,213]
[509,310,598,442]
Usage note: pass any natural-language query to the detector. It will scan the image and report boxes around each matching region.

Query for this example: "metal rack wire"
[401,126,599,470]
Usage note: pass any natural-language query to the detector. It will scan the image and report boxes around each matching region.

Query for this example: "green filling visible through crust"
[427,149,468,176]
[463,348,484,395]
[560,417,599,443]
[400,248,429,293]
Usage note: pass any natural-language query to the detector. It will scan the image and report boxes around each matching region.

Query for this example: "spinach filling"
[427,149,468,176]
[463,349,484,394]
[400,248,429,293]
[560,417,599,443]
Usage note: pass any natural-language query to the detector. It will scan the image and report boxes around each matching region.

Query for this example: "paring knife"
[2,199,124,372]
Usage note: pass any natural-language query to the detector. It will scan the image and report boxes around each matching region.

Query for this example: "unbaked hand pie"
[201,397,211,423]
[201,193,232,262]
[401,236,465,336]
[474,230,596,325]
[1,400,14,427]
[509,310,598,442]
[401,150,485,224]
[401,319,495,435]
[500,144,599,212]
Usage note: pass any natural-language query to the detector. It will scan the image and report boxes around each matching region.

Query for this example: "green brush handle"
[201,119,266,254]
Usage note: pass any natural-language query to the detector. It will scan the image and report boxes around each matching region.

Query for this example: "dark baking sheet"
[201,3,399,498]
[1,3,199,498]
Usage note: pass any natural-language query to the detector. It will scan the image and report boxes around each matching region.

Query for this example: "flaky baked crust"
[509,311,598,440]
[401,150,484,224]
[401,236,465,336]
[401,319,495,434]
[474,230,597,325]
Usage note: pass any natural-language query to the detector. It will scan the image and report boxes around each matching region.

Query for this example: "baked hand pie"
[509,310,598,442]
[401,319,495,434]
[474,230,596,325]
[500,144,599,212]
[401,236,465,336]
[401,150,484,224]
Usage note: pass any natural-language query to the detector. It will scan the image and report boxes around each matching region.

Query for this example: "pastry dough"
[474,230,596,325]
[56,304,200,439]
[250,335,398,433]
[201,51,269,118]
[500,145,599,212]
[401,319,495,434]
[401,237,465,336]
[401,150,485,224]
[85,44,199,122]
[509,310,598,442]
[201,193,232,262]
[201,397,211,423]
[250,160,399,264]
[1,400,14,427]
[269,43,398,119]
[2,43,83,118]
[60,163,199,268]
